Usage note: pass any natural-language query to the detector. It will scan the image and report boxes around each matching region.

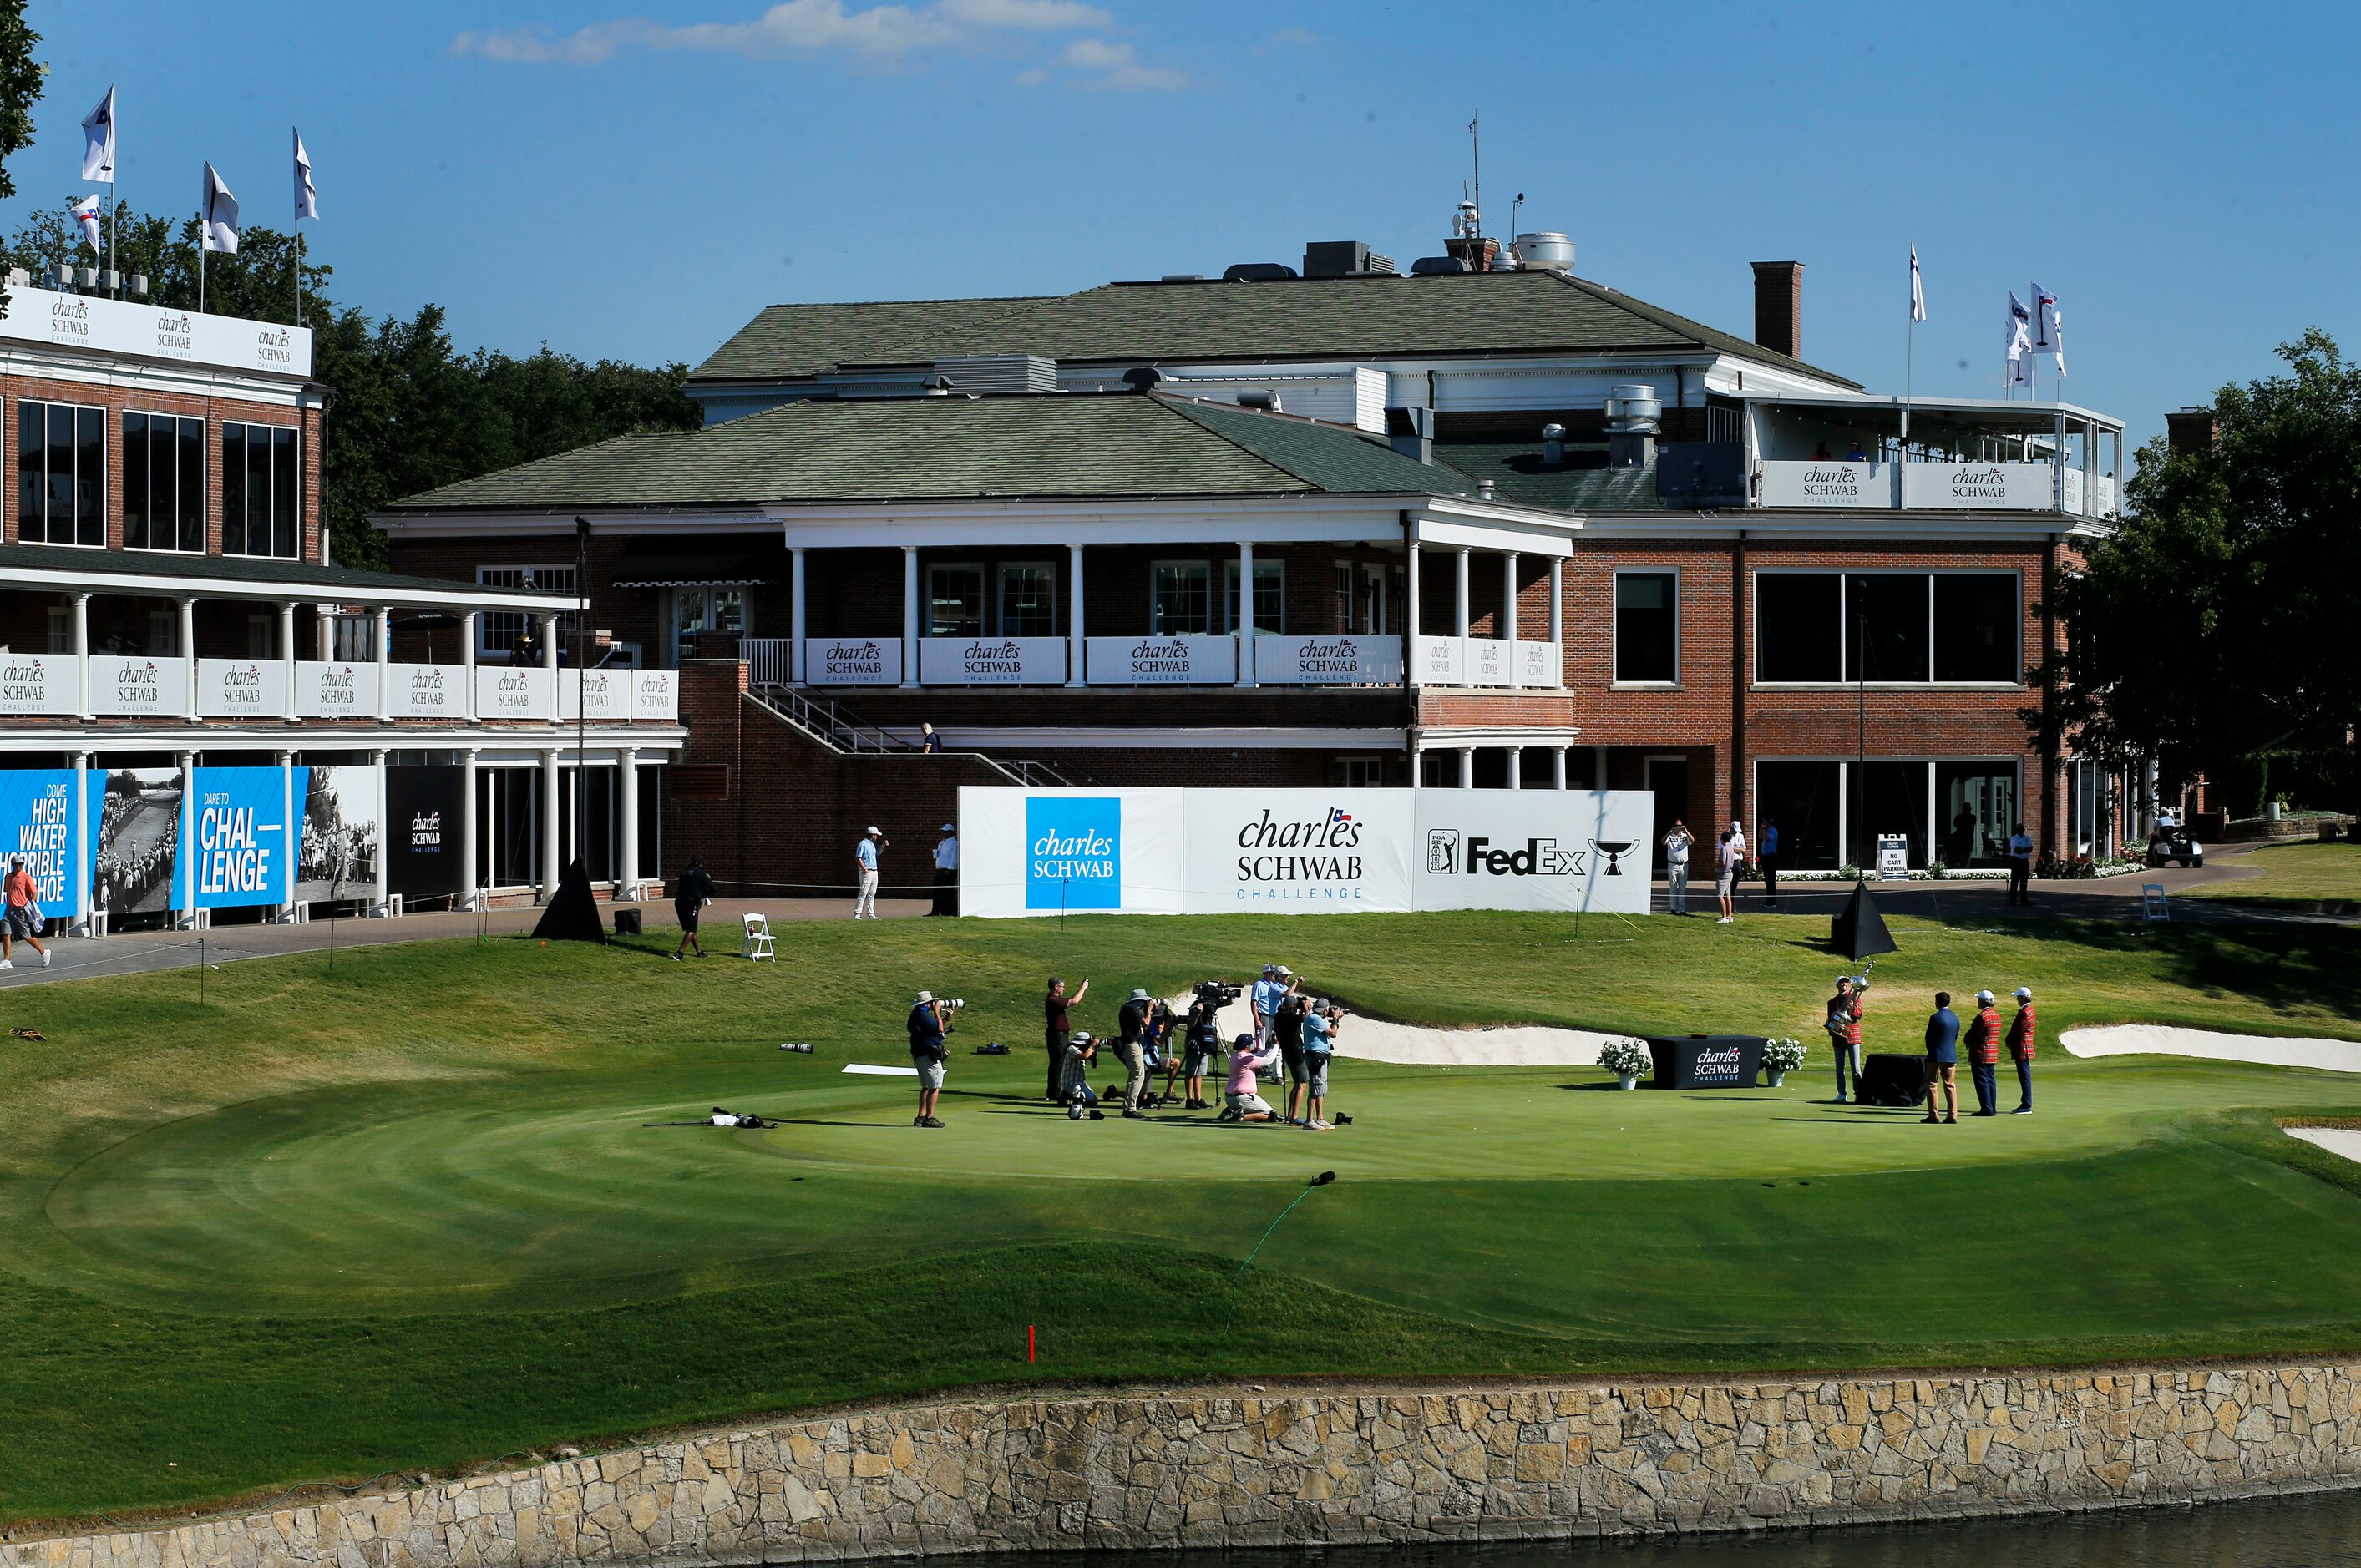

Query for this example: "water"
[979,1486,2361,1566]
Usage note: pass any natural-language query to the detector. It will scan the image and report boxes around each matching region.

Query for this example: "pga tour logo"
[1426,831,1585,877]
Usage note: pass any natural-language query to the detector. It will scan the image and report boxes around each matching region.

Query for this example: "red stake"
[1028,1324,1036,1364]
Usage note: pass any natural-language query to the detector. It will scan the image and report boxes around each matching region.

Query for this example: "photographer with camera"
[1274,988,1310,1125]
[1300,999,1342,1130]
[1112,989,1157,1119]
[1180,984,1231,1110]
[1219,1029,1280,1123]
[1143,997,1182,1107]
[907,990,960,1128]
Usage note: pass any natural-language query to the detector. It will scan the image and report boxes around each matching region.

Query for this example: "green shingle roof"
[380,393,1486,513]
[689,271,1858,389]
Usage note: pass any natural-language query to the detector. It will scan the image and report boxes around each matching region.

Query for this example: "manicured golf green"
[5,908,2361,1524]
[2187,839,2361,913]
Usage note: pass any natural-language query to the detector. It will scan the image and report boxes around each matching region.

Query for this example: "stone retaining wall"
[12,1363,2361,1567]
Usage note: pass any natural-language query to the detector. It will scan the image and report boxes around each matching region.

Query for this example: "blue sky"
[13,0,2358,450]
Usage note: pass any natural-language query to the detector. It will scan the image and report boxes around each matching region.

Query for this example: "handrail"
[745,680,1081,788]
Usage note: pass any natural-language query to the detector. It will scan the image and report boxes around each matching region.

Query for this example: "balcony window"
[18,400,105,546]
[222,422,301,558]
[1614,570,1678,683]
[124,412,208,553]
[927,564,984,637]
[997,562,1057,637]
[1151,562,1211,634]
[673,587,746,664]
[1218,559,1284,635]
[1755,573,1842,681]
[476,565,576,656]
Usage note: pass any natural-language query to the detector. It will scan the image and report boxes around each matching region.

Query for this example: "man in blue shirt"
[1757,817,1781,908]
[853,826,886,919]
[1250,964,1289,1048]
[1923,991,1961,1125]
[1300,1000,1340,1130]
[2006,820,2034,907]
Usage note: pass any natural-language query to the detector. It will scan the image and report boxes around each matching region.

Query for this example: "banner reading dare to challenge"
[175,766,312,910]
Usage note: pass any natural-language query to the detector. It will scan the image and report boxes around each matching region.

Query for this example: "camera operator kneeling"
[1220,1031,1281,1123]
[908,991,960,1128]
[1060,1031,1106,1118]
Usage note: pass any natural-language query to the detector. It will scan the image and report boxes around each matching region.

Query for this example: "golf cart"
[2146,817,2204,868]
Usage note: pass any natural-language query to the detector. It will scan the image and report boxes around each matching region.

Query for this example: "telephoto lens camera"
[940,999,967,1010]
[778,1042,814,1053]
[1193,980,1244,1007]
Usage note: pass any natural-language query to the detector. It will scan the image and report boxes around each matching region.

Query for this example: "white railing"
[744,637,792,685]
[1413,635,1464,685]
[0,652,676,722]
[1515,640,1561,688]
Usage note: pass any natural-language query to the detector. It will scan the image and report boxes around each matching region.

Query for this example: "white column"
[1457,746,1475,789]
[900,544,920,688]
[540,747,562,901]
[276,750,296,923]
[71,594,91,719]
[316,608,332,661]
[73,751,91,934]
[372,749,391,915]
[618,746,641,899]
[1548,562,1564,684]
[1501,552,1518,645]
[278,602,298,721]
[1066,543,1086,689]
[462,611,479,721]
[175,749,196,928]
[462,748,480,910]
[1405,544,1422,677]
[539,610,560,723]
[179,597,199,719]
[1234,541,1257,688]
[789,546,808,683]
[1553,747,1568,790]
[372,609,393,721]
[1453,548,1471,638]
[1506,746,1523,789]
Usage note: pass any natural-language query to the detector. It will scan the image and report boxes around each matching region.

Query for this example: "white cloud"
[453,0,1110,66]
[1056,36,1190,89]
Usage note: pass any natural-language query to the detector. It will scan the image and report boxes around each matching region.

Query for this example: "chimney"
[1386,406,1433,464]
[1750,260,1803,359]
[2166,406,2217,455]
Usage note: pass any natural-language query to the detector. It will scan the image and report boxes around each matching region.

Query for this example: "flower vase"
[1766,1069,1787,1087]
[1617,1072,1639,1091]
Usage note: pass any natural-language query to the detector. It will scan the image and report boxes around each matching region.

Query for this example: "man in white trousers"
[853,826,886,919]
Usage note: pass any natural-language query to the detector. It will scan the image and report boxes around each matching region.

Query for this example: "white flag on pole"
[2005,291,2032,362]
[2033,281,2065,377]
[80,85,116,182]
[70,194,103,254]
[294,129,317,221]
[201,162,240,255]
[1909,244,1927,323]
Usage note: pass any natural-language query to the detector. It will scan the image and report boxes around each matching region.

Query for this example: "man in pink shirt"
[2,858,49,969]
[1218,1031,1279,1123]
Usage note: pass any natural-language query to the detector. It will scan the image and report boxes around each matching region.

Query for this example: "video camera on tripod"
[1193,980,1244,1008]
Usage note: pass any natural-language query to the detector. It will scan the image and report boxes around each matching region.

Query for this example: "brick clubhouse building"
[377,233,2129,898]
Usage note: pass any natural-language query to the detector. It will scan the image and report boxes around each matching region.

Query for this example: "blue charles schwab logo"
[1026,797,1121,910]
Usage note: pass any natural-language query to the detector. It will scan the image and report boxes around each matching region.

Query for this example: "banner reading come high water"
[0,770,92,915]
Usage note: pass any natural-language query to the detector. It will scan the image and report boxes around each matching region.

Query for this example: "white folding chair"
[2141,883,2171,922]
[742,912,778,960]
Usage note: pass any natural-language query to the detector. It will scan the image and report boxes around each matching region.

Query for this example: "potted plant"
[1761,1037,1806,1087]
[1598,1037,1652,1090]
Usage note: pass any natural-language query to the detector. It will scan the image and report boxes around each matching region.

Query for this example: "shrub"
[1761,1038,1807,1072]
[1597,1038,1652,1078]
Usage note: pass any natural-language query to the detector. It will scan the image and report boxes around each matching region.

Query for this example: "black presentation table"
[1643,1035,1766,1090]
[1857,1052,1931,1107]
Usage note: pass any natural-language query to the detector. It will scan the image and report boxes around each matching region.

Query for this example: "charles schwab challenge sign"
[90,655,185,716]
[0,769,90,909]
[1024,795,1121,910]
[1182,789,1416,913]
[1,285,313,377]
[1900,460,2058,510]
[387,665,464,720]
[919,636,1066,685]
[1756,459,1893,508]
[298,660,383,717]
[474,665,551,719]
[1254,635,1404,685]
[1084,635,1236,685]
[198,658,287,716]
[386,765,468,898]
[0,653,73,716]
[803,637,899,685]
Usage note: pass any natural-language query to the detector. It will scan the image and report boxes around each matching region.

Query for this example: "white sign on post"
[1877,833,1910,881]
[0,652,77,716]
[1084,635,1236,685]
[197,658,287,718]
[918,636,1067,685]
[803,637,900,685]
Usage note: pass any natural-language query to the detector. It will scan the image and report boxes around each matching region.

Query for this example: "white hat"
[1129,988,1150,1001]
[914,990,934,1004]
[940,822,956,832]
[2013,986,2033,1001]
[1275,965,1294,977]
[866,825,882,836]
[1975,989,1994,1004]
[1730,819,1744,832]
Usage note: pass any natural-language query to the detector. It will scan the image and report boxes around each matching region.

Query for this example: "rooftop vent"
[1541,422,1568,463]
[1236,390,1282,413]
[1302,240,1399,279]
[1410,255,1471,276]
[931,354,1056,395]
[1604,384,1660,468]
[1221,261,1299,282]
[1512,232,1576,272]
[1122,367,1163,393]
[1160,273,1207,282]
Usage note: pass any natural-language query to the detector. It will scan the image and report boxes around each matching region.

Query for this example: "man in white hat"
[907,990,950,1126]
[853,826,888,919]
[930,822,960,916]
[1964,989,2004,1116]
[2004,986,2037,1113]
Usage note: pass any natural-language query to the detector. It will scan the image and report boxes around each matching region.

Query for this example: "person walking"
[852,826,887,919]
[907,990,952,1127]
[1923,992,1961,1124]
[1044,976,1089,1101]
[1714,829,1740,924]
[2005,820,2034,906]
[930,823,960,916]
[918,722,942,754]
[1113,988,1155,1119]
[1823,974,1864,1103]
[1757,817,1781,908]
[2006,986,2038,1113]
[1965,989,2003,1115]
[671,854,716,960]
[1664,819,1694,915]
[1,857,48,969]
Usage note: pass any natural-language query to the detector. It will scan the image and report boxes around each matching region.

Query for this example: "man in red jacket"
[2006,986,2037,1114]
[1965,989,2004,1116]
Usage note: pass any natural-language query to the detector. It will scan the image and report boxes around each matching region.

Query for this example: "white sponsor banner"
[1254,634,1404,685]
[90,655,186,716]
[919,636,1067,686]
[957,785,1186,917]
[1467,637,1512,685]
[1758,459,1894,508]
[1084,635,1236,685]
[1413,791,1654,914]
[555,667,631,721]
[803,637,899,685]
[1515,640,1560,687]
[632,669,679,721]
[1411,635,1463,685]
[1900,461,2057,511]
[2061,467,2085,514]
[0,651,77,716]
[1183,789,1416,913]
[296,660,382,718]
[385,664,467,721]
[0,285,312,377]
[474,664,551,721]
[197,657,287,718]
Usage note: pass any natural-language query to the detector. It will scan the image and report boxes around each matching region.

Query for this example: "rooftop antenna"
[1468,111,1481,239]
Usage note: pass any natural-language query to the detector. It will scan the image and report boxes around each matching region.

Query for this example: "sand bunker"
[2060,1024,2361,1074]
[1169,994,1617,1067]
[2285,1125,2361,1165]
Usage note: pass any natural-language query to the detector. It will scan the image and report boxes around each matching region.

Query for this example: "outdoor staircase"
[744,680,1082,787]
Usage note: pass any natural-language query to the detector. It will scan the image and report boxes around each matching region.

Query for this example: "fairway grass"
[6,909,2361,1523]
[2187,840,2361,913]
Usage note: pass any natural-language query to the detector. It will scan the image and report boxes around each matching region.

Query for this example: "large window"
[124,412,206,553]
[926,564,984,637]
[1614,570,1678,682]
[673,587,746,665]
[1756,571,2019,685]
[222,422,301,557]
[997,562,1058,637]
[1218,559,1284,634]
[1755,761,1841,871]
[476,565,576,656]
[18,400,105,546]
[1152,562,1212,634]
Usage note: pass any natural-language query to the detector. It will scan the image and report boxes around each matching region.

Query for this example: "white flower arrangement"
[1597,1038,1653,1078]
[1761,1038,1808,1073]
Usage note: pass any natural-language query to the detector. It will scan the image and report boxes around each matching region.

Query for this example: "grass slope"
[5,910,2361,1522]
[2186,841,2361,913]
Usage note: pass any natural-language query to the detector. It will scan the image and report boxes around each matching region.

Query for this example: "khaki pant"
[853,867,879,918]
[1111,1041,1148,1110]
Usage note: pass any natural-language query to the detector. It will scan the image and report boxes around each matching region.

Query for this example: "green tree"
[2042,330,2361,812]
[0,0,43,316]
